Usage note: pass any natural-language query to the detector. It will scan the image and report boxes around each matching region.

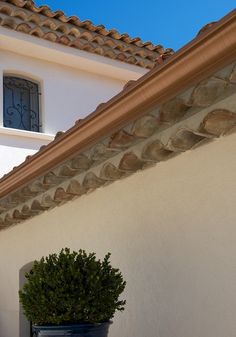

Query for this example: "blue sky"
[35,1,235,51]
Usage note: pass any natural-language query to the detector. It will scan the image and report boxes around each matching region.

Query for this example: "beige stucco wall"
[0,133,235,337]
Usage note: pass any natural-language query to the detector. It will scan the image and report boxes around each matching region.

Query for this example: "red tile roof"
[0,0,174,68]
[0,9,236,229]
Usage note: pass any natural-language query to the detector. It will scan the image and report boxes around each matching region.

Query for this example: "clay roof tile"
[0,0,171,68]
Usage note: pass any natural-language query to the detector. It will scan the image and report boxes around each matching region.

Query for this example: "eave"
[0,26,147,81]
[0,10,236,229]
[0,0,172,69]
[1,9,236,198]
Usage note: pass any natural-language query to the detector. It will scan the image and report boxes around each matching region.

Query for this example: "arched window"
[3,76,40,132]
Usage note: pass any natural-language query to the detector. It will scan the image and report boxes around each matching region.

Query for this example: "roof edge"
[0,0,172,69]
[1,9,236,197]
[0,26,147,81]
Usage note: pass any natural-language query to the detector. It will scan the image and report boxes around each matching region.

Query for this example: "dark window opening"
[3,76,40,132]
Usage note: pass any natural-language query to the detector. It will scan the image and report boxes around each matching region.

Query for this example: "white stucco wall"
[0,129,54,177]
[0,49,129,133]
[0,133,235,337]
[0,48,143,177]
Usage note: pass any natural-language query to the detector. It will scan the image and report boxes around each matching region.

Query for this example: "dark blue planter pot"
[32,322,112,337]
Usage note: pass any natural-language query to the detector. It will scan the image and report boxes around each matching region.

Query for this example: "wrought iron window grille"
[3,76,41,132]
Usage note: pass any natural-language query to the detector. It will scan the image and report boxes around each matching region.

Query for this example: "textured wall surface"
[0,133,235,337]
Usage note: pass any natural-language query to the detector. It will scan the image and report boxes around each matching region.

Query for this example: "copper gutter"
[1,9,236,197]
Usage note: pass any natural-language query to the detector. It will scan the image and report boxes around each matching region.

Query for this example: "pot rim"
[32,321,113,329]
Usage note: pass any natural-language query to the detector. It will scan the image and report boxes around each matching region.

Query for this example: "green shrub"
[19,248,126,325]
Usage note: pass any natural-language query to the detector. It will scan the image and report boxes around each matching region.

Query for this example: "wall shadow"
[19,261,34,337]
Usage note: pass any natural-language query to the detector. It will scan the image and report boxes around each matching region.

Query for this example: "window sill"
[0,127,55,141]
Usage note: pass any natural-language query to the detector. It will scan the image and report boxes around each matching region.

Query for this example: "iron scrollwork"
[3,76,40,132]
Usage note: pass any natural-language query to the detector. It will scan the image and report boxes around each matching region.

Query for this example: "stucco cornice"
[0,9,236,198]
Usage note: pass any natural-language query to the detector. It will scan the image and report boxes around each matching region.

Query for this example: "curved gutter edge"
[1,9,236,198]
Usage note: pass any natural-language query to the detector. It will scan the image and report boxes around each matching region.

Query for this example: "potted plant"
[19,248,126,337]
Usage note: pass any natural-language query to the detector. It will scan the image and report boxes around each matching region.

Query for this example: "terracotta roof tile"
[0,11,236,229]
[0,15,235,189]
[197,21,217,36]
[0,0,174,68]
[1,61,236,229]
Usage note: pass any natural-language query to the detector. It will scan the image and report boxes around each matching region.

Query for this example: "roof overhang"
[0,10,236,229]
[0,26,147,81]
[1,9,236,197]
[0,0,171,71]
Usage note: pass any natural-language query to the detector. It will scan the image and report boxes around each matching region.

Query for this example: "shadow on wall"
[19,261,34,337]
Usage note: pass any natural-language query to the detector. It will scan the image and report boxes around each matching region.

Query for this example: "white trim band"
[0,127,55,141]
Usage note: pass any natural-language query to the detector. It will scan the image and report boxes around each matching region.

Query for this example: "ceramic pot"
[32,322,112,337]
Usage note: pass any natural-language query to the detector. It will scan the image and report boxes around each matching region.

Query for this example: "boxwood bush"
[19,248,126,325]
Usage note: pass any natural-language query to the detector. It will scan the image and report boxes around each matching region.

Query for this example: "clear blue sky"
[35,1,235,51]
